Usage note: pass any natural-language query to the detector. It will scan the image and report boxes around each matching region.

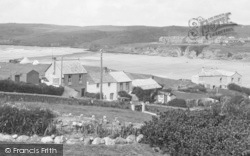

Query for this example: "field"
[63,144,162,156]
[18,102,152,124]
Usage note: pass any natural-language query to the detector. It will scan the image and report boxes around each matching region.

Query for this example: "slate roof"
[132,78,161,90]
[109,71,131,82]
[87,72,117,84]
[55,61,87,74]
[198,68,241,77]
[0,62,50,77]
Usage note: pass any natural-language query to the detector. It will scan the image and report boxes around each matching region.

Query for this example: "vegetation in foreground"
[0,103,56,136]
[140,96,250,155]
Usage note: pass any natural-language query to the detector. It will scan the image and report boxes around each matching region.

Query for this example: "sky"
[0,0,249,26]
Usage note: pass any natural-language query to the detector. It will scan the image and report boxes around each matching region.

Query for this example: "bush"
[132,87,156,103]
[0,104,57,136]
[228,83,250,95]
[118,91,132,100]
[85,92,103,99]
[0,80,64,96]
[140,102,250,155]
[179,84,207,93]
[168,99,187,108]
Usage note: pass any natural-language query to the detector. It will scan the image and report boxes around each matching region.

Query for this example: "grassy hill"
[0,23,189,47]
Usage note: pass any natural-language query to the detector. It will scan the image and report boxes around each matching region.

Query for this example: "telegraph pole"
[61,56,63,86]
[100,49,103,100]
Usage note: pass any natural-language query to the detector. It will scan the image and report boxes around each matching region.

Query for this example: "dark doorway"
[81,88,85,97]
[15,75,20,83]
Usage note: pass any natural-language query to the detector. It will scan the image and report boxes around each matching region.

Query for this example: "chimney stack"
[53,57,56,75]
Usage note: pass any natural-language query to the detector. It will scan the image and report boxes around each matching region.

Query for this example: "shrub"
[140,102,250,155]
[85,92,103,99]
[118,91,132,100]
[0,104,57,136]
[168,99,187,108]
[228,83,250,95]
[0,80,64,96]
[132,87,156,103]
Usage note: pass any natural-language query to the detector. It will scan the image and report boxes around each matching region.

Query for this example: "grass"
[64,144,162,156]
[17,102,152,123]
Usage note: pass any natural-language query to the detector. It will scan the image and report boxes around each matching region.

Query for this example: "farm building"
[192,67,242,89]
[0,62,50,84]
[0,68,39,84]
[45,60,87,96]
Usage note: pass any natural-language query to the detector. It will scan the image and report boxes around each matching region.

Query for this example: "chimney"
[104,67,108,73]
[53,57,56,75]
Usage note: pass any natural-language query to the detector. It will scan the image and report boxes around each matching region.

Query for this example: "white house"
[192,68,242,89]
[86,72,117,100]
[86,70,132,101]
[109,71,132,93]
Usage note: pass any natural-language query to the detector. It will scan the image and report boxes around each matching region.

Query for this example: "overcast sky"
[0,0,249,26]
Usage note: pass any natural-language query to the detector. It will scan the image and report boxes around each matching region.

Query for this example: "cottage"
[109,71,132,93]
[86,71,117,100]
[192,68,242,89]
[45,60,87,96]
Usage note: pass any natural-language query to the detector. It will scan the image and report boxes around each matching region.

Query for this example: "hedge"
[228,83,250,95]
[168,98,187,108]
[140,99,250,155]
[0,91,130,109]
[0,80,64,96]
[0,104,57,136]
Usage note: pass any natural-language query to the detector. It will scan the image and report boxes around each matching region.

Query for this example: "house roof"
[198,68,241,77]
[55,61,87,74]
[125,72,152,80]
[132,78,161,90]
[87,72,117,84]
[109,71,131,82]
[0,62,50,77]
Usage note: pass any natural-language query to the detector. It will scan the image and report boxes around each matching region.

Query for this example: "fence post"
[141,103,145,112]
[131,103,135,111]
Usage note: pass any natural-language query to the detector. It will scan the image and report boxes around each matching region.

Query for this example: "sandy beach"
[34,51,250,87]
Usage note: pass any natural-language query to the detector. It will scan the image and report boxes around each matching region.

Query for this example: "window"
[220,77,222,83]
[126,82,129,91]
[68,75,72,82]
[97,83,99,88]
[120,83,123,90]
[231,78,234,82]
[79,74,83,83]
[108,83,111,87]
[238,78,241,82]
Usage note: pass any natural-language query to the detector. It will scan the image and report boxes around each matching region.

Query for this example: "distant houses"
[192,68,242,89]
[45,60,87,96]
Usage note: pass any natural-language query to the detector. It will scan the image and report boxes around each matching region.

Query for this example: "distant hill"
[0,23,249,49]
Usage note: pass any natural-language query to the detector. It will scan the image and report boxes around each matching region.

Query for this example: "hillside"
[0,23,191,47]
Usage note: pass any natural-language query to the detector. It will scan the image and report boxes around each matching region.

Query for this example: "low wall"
[0,91,130,109]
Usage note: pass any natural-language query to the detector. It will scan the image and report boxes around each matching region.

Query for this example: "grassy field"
[19,102,152,123]
[64,144,162,156]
